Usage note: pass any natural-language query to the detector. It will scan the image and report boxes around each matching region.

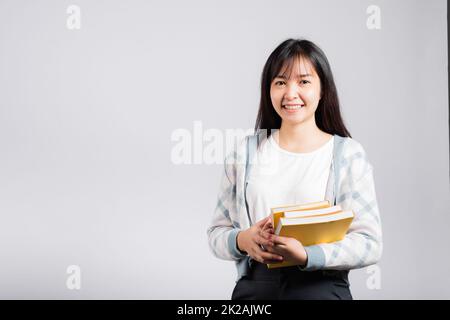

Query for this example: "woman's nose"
[285,83,300,100]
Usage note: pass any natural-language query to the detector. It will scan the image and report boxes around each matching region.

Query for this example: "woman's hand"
[262,232,308,268]
[261,216,274,234]
[236,216,284,264]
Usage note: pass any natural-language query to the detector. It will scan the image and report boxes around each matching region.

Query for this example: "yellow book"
[267,209,354,269]
[270,200,330,232]
[283,204,343,219]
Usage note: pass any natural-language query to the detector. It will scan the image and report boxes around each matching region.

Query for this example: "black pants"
[231,260,353,300]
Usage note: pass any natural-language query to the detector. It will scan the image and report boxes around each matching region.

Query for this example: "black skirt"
[231,260,353,300]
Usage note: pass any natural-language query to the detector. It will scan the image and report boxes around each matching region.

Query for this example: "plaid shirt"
[206,131,383,283]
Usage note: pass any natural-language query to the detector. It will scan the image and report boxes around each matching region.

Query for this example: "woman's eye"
[300,80,310,85]
[275,81,285,86]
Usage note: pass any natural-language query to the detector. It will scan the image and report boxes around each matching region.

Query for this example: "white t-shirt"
[246,130,334,224]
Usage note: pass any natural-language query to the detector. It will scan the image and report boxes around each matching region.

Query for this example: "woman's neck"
[276,119,331,153]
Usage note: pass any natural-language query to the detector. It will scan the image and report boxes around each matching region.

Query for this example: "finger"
[256,237,274,247]
[253,245,283,262]
[261,223,274,233]
[251,248,266,264]
[260,250,284,262]
[262,230,275,242]
[273,244,287,255]
[256,216,271,227]
[259,229,271,239]
[257,234,274,247]
[265,243,285,255]
[264,244,276,253]
[270,234,287,245]
[263,217,273,227]
[263,219,274,231]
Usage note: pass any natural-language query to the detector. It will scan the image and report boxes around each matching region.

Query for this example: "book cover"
[266,210,354,269]
[270,200,330,232]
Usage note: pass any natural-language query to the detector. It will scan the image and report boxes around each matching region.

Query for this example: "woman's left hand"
[264,234,308,267]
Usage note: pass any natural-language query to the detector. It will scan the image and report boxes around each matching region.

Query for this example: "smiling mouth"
[282,104,305,110]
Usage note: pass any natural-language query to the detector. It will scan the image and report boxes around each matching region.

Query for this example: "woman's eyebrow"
[275,74,313,79]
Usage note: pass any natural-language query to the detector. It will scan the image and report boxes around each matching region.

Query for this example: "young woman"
[207,39,382,300]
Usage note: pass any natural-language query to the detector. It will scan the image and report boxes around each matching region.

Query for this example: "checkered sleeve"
[207,150,247,261]
[300,143,383,271]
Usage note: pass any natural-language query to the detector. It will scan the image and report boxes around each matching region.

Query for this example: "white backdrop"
[0,0,448,299]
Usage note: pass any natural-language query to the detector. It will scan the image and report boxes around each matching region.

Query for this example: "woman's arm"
[206,150,247,261]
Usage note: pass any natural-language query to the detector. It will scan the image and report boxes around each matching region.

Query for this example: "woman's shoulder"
[335,135,373,179]
[335,135,367,157]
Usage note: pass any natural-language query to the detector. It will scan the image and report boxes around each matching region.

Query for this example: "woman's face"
[270,57,322,126]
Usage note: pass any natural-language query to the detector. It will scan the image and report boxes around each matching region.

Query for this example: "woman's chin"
[281,114,310,125]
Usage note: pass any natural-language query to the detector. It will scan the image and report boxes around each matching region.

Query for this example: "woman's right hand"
[236,216,284,264]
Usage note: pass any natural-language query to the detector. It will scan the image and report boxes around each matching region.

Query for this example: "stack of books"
[266,200,354,269]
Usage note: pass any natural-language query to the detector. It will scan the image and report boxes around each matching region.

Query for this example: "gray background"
[0,0,448,299]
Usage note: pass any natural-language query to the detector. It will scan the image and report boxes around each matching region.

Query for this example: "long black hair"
[254,39,351,138]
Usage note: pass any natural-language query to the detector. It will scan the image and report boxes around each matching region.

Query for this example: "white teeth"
[284,105,303,110]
